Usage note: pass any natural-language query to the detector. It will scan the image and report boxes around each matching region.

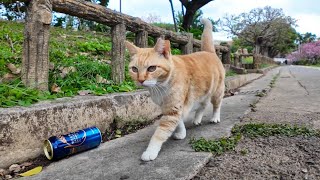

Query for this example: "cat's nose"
[138,80,145,84]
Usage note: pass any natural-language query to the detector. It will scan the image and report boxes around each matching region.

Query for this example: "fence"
[22,0,231,90]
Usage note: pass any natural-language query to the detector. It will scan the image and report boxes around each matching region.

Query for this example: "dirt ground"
[193,136,320,180]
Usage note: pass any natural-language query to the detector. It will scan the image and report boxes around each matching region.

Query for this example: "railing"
[21,0,230,90]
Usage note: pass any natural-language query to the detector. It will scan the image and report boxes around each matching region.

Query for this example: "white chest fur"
[147,85,168,106]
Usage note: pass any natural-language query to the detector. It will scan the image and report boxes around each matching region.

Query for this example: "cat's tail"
[200,18,216,54]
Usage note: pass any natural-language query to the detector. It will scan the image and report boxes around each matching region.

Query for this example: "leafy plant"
[190,123,320,155]
[0,21,138,108]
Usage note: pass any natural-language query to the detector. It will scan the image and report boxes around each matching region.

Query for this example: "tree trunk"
[182,8,196,31]
[22,0,52,91]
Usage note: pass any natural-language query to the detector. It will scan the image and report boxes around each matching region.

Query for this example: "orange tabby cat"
[125,19,225,161]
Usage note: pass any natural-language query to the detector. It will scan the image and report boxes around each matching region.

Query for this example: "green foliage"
[77,41,111,54]
[175,10,218,39]
[190,134,242,155]
[171,48,181,55]
[242,56,253,64]
[0,21,23,76]
[0,80,56,108]
[0,21,137,108]
[153,23,176,31]
[232,123,320,138]
[190,123,320,155]
[225,70,237,77]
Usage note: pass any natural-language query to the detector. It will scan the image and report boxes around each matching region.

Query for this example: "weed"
[231,123,320,138]
[240,149,248,155]
[226,70,237,77]
[190,134,242,155]
[190,123,320,155]
[255,92,266,97]
[269,73,279,88]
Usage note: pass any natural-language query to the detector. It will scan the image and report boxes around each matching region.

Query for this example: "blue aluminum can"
[43,126,102,160]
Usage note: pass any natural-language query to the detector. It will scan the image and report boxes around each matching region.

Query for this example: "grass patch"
[259,63,271,69]
[225,70,237,77]
[190,134,242,155]
[232,123,320,138]
[190,123,320,155]
[310,64,320,67]
[0,21,138,108]
[242,56,253,64]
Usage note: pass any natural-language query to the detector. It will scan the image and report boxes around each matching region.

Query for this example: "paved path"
[194,65,320,179]
[242,65,320,127]
[27,68,281,180]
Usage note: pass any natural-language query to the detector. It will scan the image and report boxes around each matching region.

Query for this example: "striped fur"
[125,19,225,161]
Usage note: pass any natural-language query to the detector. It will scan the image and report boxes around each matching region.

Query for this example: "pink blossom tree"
[287,40,320,63]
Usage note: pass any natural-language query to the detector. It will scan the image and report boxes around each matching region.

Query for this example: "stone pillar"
[111,23,126,84]
[225,45,231,64]
[181,33,193,54]
[253,54,261,69]
[135,30,148,48]
[234,54,240,67]
[22,0,52,91]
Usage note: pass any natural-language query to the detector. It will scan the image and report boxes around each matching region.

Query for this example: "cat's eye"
[147,66,157,72]
[131,66,138,73]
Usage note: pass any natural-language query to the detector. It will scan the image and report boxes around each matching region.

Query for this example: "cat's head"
[125,38,172,87]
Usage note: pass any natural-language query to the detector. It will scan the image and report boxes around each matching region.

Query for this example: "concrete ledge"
[246,65,278,74]
[0,90,161,168]
[225,73,262,91]
[0,73,264,168]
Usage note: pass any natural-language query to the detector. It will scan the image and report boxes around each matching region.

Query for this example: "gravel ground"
[193,136,320,180]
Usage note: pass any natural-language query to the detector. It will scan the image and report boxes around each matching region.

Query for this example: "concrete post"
[22,0,52,90]
[111,23,126,84]
[181,33,193,54]
[135,30,148,48]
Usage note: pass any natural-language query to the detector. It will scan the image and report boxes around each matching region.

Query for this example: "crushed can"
[43,126,102,160]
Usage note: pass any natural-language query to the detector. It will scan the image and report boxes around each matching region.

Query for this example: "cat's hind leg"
[210,88,224,123]
[193,101,208,125]
[172,119,186,140]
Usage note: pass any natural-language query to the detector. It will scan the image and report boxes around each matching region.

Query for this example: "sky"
[108,0,320,41]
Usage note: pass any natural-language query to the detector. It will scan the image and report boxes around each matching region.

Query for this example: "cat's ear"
[154,38,171,59]
[125,41,139,56]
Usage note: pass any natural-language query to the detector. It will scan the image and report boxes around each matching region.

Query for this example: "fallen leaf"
[96,74,107,84]
[19,166,42,177]
[9,164,21,173]
[78,90,92,96]
[49,62,55,70]
[7,63,21,74]
[51,84,61,93]
[60,66,76,78]
[1,73,16,82]
[5,175,12,179]
[0,168,9,176]
[80,52,89,56]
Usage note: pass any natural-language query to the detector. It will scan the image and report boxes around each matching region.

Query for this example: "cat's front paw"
[210,116,220,123]
[141,149,159,161]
